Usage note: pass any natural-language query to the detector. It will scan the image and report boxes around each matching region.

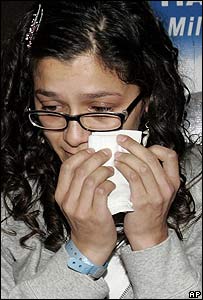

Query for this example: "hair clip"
[25,4,43,49]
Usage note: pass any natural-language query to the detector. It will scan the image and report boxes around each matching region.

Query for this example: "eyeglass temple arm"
[125,92,145,117]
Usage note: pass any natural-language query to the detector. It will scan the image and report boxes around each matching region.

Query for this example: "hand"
[115,135,180,251]
[55,148,117,265]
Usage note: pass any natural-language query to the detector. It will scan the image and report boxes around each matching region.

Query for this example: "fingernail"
[86,148,95,153]
[107,166,114,173]
[117,135,127,142]
[102,148,112,156]
[114,152,122,159]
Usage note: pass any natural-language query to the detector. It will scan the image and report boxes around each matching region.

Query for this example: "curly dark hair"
[1,0,197,252]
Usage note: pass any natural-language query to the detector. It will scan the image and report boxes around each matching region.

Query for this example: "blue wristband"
[65,239,108,279]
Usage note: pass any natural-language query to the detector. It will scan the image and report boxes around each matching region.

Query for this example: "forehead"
[34,55,119,82]
[33,54,140,103]
[33,54,132,95]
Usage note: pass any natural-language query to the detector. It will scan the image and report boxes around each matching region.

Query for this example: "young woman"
[1,1,202,299]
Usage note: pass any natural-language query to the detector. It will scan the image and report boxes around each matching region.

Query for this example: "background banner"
[150,0,202,93]
[150,1,202,142]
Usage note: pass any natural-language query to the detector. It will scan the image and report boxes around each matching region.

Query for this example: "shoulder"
[1,194,45,250]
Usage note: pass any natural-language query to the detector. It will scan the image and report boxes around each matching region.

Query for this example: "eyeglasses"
[26,92,144,132]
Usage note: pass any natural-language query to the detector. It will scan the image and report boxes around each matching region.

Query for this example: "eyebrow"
[35,89,123,99]
[35,89,59,97]
[78,92,123,99]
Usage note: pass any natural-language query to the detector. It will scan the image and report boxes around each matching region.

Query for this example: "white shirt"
[104,248,130,299]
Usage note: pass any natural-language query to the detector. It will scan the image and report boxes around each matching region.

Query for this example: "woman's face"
[33,54,147,162]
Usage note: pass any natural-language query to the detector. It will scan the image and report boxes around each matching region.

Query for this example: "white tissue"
[88,130,142,215]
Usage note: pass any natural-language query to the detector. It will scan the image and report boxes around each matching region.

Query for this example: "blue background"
[150,1,202,93]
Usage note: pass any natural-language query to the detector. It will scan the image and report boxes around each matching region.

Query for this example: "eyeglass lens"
[29,112,122,131]
[80,114,121,130]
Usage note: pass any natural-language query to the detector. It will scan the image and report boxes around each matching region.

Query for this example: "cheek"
[123,117,138,130]
[43,131,62,151]
[123,108,143,130]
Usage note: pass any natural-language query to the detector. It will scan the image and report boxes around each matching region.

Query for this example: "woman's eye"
[42,106,58,111]
[90,106,112,113]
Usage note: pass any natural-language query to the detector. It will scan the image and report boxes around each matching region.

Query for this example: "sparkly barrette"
[25,4,43,48]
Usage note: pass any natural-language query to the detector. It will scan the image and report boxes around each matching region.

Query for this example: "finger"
[69,166,114,213]
[148,145,180,191]
[115,159,162,206]
[117,135,175,194]
[93,180,116,213]
[55,149,94,206]
[114,160,146,195]
[117,134,148,157]
[117,135,165,177]
[64,149,112,204]
[60,148,112,213]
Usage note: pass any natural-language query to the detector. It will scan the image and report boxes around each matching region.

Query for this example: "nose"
[63,120,90,147]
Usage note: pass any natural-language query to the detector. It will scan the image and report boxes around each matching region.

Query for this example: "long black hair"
[1,0,197,252]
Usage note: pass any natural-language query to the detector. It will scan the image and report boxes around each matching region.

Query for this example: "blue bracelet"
[65,239,108,279]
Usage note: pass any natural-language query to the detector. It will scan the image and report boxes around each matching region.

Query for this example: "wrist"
[65,239,109,279]
[128,230,169,251]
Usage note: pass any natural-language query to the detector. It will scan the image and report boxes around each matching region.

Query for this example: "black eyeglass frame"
[26,92,144,132]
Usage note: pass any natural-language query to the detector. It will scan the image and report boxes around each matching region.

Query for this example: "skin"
[33,53,180,265]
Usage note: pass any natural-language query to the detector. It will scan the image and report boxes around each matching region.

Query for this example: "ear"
[143,96,150,113]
